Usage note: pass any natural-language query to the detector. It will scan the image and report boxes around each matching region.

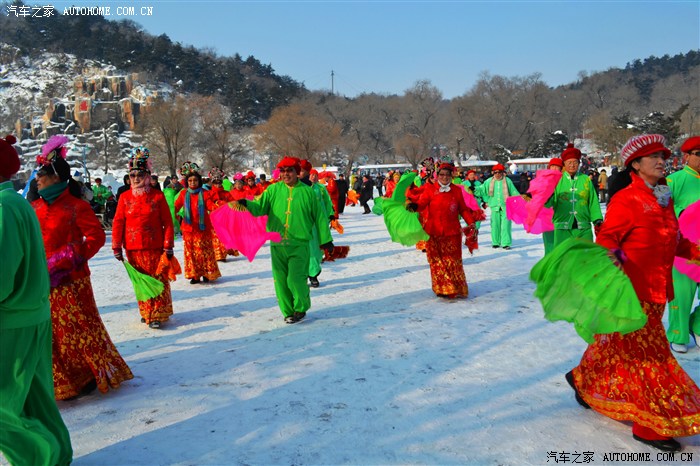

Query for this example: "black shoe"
[503,246,511,250]
[565,370,591,409]
[632,435,681,452]
[202,277,210,283]
[294,312,306,322]
[149,321,161,329]
[284,315,299,324]
[141,317,146,323]
[492,245,500,248]
[80,379,97,396]
[190,278,199,285]
[308,276,320,288]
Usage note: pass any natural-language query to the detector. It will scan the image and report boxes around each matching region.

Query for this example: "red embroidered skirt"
[50,276,133,400]
[426,234,468,298]
[182,229,221,281]
[211,231,228,261]
[126,249,174,324]
[572,301,700,437]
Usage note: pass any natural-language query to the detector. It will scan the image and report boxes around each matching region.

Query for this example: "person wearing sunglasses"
[31,135,133,400]
[112,147,175,329]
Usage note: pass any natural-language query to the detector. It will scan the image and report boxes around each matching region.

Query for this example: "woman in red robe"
[32,135,133,400]
[567,135,700,452]
[412,162,484,299]
[112,147,175,329]
[205,167,234,261]
[174,162,221,285]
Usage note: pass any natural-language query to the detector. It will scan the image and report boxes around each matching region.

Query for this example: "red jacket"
[205,185,233,212]
[596,172,699,304]
[416,183,482,237]
[112,188,174,251]
[32,189,105,282]
[243,184,263,199]
[174,189,213,233]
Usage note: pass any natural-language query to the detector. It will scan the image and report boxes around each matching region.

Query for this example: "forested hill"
[0,1,305,126]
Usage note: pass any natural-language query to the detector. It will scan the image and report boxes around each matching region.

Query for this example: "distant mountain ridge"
[0,0,305,127]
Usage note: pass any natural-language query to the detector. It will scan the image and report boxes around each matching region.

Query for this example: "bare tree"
[138,94,194,177]
[252,100,340,164]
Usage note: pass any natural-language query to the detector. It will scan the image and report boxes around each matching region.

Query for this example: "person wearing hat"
[359,173,375,214]
[91,177,110,214]
[546,143,603,250]
[413,162,485,298]
[384,171,402,198]
[237,157,333,323]
[299,159,313,186]
[0,135,73,465]
[307,169,335,287]
[336,173,349,213]
[474,163,519,249]
[598,168,608,204]
[31,135,133,400]
[174,162,222,285]
[243,170,262,199]
[666,136,700,353]
[565,134,700,452]
[111,147,176,329]
[205,167,236,262]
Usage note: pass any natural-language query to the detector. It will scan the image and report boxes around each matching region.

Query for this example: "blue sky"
[41,1,700,98]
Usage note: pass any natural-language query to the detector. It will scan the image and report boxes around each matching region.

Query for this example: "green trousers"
[666,266,700,345]
[490,208,512,247]
[553,228,593,250]
[542,230,555,255]
[0,320,73,466]
[271,242,312,318]
[308,228,323,278]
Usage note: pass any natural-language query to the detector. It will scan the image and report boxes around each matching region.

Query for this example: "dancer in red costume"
[566,134,700,452]
[112,146,175,329]
[205,167,235,261]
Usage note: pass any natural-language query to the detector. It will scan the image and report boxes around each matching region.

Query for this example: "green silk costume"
[309,182,334,277]
[475,176,519,247]
[666,165,700,345]
[546,172,602,249]
[246,180,332,317]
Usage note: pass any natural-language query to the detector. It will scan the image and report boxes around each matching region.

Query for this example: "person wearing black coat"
[359,174,374,214]
[336,174,349,214]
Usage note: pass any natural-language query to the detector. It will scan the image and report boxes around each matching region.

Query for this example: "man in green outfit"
[0,134,73,466]
[666,136,700,353]
[475,163,519,249]
[240,157,333,323]
[547,143,603,250]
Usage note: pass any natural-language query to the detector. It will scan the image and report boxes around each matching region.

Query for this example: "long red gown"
[572,173,700,437]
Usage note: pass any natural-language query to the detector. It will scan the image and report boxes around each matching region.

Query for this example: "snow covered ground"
[7,203,700,465]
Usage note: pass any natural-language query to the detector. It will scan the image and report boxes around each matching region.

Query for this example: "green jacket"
[475,176,519,211]
[312,182,334,219]
[667,165,700,218]
[92,183,110,206]
[246,180,332,245]
[547,172,602,231]
[0,181,51,329]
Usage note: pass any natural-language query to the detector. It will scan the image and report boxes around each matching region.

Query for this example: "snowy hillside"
[4,205,697,465]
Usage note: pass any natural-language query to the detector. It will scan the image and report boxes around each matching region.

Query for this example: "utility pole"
[331,70,334,95]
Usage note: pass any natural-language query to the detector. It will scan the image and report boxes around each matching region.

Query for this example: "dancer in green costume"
[241,157,333,323]
[475,163,519,249]
[666,136,700,353]
[0,135,73,466]
[308,169,335,287]
[546,143,602,250]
